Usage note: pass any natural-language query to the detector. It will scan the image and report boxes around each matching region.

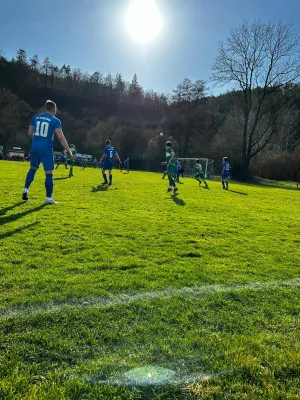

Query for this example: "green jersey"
[165,147,175,165]
[67,149,76,159]
[195,163,203,173]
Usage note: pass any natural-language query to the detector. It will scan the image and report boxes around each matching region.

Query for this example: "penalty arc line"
[0,277,300,320]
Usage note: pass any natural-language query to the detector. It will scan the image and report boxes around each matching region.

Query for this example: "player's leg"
[225,175,229,190]
[201,173,209,187]
[162,170,167,179]
[108,167,113,185]
[55,162,60,169]
[65,161,68,169]
[221,175,226,189]
[102,167,108,184]
[167,165,177,192]
[23,150,40,200]
[69,161,74,177]
[42,151,57,204]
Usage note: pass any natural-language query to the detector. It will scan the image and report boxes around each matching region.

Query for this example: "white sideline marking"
[1,278,299,320]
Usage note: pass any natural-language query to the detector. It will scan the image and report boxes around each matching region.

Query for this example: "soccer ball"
[160,132,163,136]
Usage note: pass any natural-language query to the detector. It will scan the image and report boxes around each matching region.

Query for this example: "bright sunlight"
[125,0,163,44]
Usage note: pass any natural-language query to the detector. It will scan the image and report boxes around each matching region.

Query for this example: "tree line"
[1,20,300,180]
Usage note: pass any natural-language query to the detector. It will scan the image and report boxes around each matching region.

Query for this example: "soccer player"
[55,149,68,169]
[124,158,130,173]
[99,139,122,185]
[68,144,77,177]
[174,157,181,182]
[162,141,178,193]
[195,159,209,187]
[81,157,88,170]
[222,157,231,190]
[22,100,73,204]
[180,162,184,178]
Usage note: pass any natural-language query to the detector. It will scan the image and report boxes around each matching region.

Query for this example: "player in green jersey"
[68,144,77,177]
[162,141,178,193]
[195,159,209,187]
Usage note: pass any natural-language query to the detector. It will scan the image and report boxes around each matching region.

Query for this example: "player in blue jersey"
[55,149,68,169]
[222,157,231,190]
[174,158,181,182]
[123,158,130,173]
[22,100,73,204]
[99,139,122,185]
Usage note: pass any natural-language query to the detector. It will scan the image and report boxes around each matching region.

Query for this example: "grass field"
[0,160,300,400]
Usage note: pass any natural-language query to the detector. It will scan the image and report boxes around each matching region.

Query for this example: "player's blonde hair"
[45,100,57,112]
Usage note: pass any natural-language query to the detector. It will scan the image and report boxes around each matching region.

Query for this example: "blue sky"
[1,0,300,95]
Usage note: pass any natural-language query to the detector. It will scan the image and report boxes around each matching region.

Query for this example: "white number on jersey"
[35,121,49,138]
[110,151,113,158]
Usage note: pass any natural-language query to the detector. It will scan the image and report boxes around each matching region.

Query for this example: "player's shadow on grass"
[0,222,39,240]
[0,204,46,226]
[91,185,108,192]
[228,189,248,196]
[54,177,70,181]
[0,201,24,216]
[170,193,185,206]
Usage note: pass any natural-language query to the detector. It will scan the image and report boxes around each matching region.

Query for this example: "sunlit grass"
[0,161,299,399]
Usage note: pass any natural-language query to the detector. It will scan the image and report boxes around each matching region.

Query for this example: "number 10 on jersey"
[35,121,49,138]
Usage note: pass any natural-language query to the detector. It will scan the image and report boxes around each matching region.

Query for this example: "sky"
[1,0,300,96]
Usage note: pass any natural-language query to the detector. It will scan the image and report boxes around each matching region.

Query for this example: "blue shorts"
[30,147,54,171]
[222,173,229,179]
[60,156,66,163]
[103,161,114,171]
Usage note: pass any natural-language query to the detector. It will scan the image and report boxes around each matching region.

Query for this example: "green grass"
[0,160,300,400]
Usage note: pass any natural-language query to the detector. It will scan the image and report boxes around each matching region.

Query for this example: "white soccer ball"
[160,132,163,136]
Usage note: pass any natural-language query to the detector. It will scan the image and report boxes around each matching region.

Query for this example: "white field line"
[1,277,299,320]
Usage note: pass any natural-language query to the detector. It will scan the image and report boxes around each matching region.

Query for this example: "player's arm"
[100,153,107,163]
[55,128,73,159]
[28,124,34,138]
[115,152,122,164]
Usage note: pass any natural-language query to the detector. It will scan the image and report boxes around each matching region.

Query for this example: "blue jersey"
[222,162,230,174]
[124,160,129,167]
[31,113,61,150]
[104,146,116,164]
[175,161,180,173]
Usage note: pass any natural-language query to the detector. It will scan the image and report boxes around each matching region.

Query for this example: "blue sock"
[25,168,37,189]
[109,174,112,184]
[45,174,53,198]
[103,173,107,182]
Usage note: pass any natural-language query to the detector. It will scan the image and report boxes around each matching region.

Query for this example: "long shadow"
[176,181,184,184]
[228,189,248,196]
[0,204,46,226]
[0,202,24,216]
[199,185,210,190]
[170,193,185,206]
[91,185,108,193]
[0,222,40,240]
[54,177,70,181]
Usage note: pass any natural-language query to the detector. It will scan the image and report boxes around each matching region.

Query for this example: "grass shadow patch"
[91,185,109,192]
[182,252,202,258]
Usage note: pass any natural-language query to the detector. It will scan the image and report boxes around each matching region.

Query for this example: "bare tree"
[212,21,300,178]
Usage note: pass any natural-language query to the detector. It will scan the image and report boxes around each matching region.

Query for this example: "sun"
[125,0,163,44]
